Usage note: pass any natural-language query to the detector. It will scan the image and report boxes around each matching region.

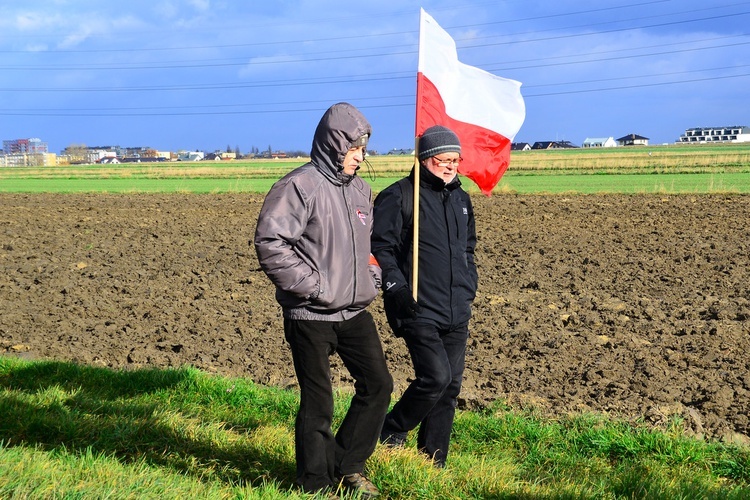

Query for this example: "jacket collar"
[412,164,462,192]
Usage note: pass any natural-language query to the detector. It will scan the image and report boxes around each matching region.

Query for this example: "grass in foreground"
[1,357,748,499]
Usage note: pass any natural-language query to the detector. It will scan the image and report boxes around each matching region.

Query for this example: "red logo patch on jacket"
[356,209,367,225]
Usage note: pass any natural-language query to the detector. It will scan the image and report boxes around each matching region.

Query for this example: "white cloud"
[15,12,53,31]
[188,0,211,11]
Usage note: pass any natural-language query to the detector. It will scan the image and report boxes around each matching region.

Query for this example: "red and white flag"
[417,8,525,195]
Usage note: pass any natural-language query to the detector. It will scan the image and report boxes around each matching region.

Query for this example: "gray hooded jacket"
[253,103,380,321]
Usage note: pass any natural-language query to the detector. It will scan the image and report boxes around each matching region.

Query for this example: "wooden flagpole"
[412,136,420,300]
[413,9,424,301]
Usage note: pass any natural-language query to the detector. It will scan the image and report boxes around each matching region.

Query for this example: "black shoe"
[380,429,407,447]
[337,473,380,498]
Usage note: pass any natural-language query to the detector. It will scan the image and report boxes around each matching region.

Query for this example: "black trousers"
[284,310,393,493]
[380,322,468,466]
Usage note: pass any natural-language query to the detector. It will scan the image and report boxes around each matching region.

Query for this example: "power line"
[0,0,677,54]
[5,33,749,72]
[485,33,746,68]
[0,103,412,117]
[1,2,747,123]
[1,72,747,116]
[0,95,414,112]
[522,64,750,88]
[1,33,746,92]
[487,40,750,72]
[524,72,750,97]
[3,2,746,68]
[460,10,750,50]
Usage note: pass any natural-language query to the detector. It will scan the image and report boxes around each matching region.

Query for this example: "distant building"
[582,137,617,148]
[205,151,237,160]
[511,142,531,151]
[1,137,55,166]
[98,157,121,164]
[3,138,48,155]
[177,151,205,161]
[89,145,121,155]
[616,133,649,146]
[88,149,117,164]
[386,148,415,155]
[531,141,556,150]
[0,152,56,167]
[677,126,750,144]
[531,141,578,149]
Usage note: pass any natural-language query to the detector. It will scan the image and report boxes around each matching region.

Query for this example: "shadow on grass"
[0,358,297,490]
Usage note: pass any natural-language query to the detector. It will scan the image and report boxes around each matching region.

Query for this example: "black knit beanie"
[418,125,461,161]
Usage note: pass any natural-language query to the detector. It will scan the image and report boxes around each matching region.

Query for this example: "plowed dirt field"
[2,193,749,443]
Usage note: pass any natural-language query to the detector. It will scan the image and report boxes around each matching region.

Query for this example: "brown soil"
[2,193,749,444]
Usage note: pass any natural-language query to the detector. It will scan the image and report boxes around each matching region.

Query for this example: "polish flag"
[417,8,526,195]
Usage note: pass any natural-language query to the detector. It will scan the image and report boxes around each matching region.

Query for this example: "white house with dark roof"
[677,126,750,143]
[582,137,617,148]
[511,142,531,151]
[616,133,649,146]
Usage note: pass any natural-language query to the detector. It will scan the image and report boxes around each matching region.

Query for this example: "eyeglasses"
[431,156,463,167]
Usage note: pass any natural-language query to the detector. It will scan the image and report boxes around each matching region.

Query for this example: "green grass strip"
[1,356,749,498]
[3,172,750,194]
[0,176,401,194]
[494,172,750,194]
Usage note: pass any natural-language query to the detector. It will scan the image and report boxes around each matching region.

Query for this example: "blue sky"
[1,1,748,154]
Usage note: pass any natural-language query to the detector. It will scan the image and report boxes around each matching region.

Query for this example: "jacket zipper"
[442,189,456,326]
[343,184,358,305]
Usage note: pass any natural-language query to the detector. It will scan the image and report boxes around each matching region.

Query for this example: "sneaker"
[337,473,380,498]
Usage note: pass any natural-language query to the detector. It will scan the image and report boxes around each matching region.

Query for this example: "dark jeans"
[380,322,468,466]
[284,310,393,493]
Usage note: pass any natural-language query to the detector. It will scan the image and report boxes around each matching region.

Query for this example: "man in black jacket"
[371,125,478,468]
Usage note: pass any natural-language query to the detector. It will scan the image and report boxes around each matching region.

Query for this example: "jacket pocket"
[308,269,333,308]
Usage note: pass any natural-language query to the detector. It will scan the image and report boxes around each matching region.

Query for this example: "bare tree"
[63,143,88,164]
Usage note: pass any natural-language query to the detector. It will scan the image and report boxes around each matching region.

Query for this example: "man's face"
[424,153,461,184]
[342,146,365,175]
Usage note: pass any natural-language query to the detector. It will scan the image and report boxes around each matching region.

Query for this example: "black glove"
[388,286,422,319]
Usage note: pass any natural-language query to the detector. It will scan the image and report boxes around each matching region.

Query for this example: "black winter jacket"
[372,165,478,330]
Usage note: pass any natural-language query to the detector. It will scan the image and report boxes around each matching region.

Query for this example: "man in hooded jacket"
[254,102,392,498]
